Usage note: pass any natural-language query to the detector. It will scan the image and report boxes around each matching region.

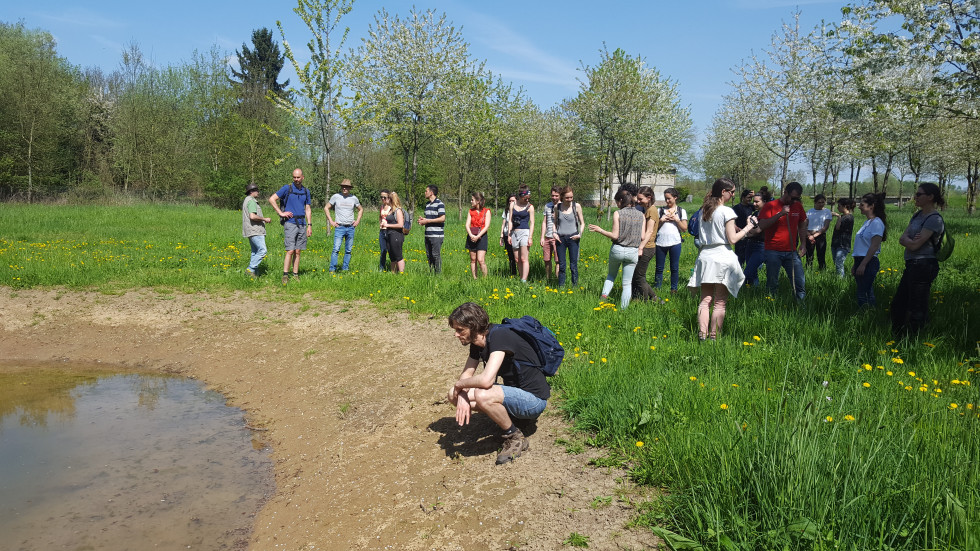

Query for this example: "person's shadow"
[428,415,539,458]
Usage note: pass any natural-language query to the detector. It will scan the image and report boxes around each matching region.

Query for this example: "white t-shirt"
[700,206,736,247]
[806,208,833,233]
[852,217,885,257]
[655,206,687,247]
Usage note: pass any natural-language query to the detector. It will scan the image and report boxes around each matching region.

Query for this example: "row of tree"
[0,0,693,214]
[702,1,979,213]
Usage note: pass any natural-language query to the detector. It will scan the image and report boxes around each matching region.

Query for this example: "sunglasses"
[914,191,928,197]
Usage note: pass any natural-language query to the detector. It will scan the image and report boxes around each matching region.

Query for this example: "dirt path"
[0,289,657,550]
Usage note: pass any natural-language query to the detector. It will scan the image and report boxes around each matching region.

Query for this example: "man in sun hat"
[270,168,313,284]
[242,182,271,278]
[446,302,551,465]
[325,178,363,272]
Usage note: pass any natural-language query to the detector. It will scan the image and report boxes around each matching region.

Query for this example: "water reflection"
[0,365,274,550]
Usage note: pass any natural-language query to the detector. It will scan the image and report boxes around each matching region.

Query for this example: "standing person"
[830,197,855,278]
[554,186,585,288]
[687,179,757,340]
[446,302,551,465]
[756,182,808,301]
[654,187,688,293]
[242,183,272,278]
[382,191,407,273]
[733,189,755,267]
[851,193,887,309]
[805,194,833,271]
[325,179,363,273]
[500,194,518,276]
[378,190,392,271]
[742,192,767,287]
[269,168,313,284]
[465,192,491,279]
[589,189,645,309]
[538,187,561,281]
[632,186,660,302]
[508,185,535,282]
[891,183,945,336]
[418,185,446,274]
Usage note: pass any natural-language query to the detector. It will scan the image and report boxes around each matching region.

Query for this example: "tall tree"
[351,7,472,211]
[231,28,290,101]
[274,0,355,200]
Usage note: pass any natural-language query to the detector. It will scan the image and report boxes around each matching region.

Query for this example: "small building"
[580,169,677,207]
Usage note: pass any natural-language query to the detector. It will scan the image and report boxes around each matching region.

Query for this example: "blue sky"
[9,0,848,155]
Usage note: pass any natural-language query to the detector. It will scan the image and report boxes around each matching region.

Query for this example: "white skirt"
[687,245,745,298]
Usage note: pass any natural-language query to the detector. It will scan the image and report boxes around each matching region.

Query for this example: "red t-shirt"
[759,199,807,252]
[469,208,489,230]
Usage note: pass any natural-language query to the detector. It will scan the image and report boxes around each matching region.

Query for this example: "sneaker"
[246,268,257,279]
[495,428,528,465]
[281,274,289,285]
[291,273,300,282]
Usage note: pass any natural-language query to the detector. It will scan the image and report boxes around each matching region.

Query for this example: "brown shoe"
[495,429,528,465]
[281,274,289,285]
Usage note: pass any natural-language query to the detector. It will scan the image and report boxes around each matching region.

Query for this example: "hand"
[748,215,758,227]
[572,234,581,241]
[588,224,600,233]
[854,264,865,277]
[263,217,271,223]
[330,220,338,228]
[417,217,425,225]
[540,238,546,247]
[797,246,806,257]
[808,234,816,244]
[306,226,313,237]
[455,397,472,426]
[282,211,294,219]
[353,220,359,227]
[832,211,840,218]
[507,236,512,245]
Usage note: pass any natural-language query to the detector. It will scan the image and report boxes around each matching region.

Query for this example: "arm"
[305,203,313,236]
[448,355,481,426]
[539,206,548,245]
[353,203,364,227]
[465,211,475,239]
[574,204,585,240]
[324,201,336,227]
[588,210,620,241]
[269,194,290,218]
[725,216,756,245]
[676,208,688,233]
[796,218,807,256]
[756,205,788,231]
[477,210,491,238]
[528,205,535,242]
[900,228,935,252]
[638,213,656,250]
[454,351,505,393]
[854,234,883,276]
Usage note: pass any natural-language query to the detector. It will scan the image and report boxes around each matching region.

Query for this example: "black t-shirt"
[468,325,551,400]
[733,203,754,230]
[831,214,854,249]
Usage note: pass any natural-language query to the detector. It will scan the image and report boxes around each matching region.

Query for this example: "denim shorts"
[499,384,547,419]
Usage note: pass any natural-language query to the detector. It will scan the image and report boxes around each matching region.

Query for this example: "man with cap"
[326,178,364,272]
[270,168,313,284]
[242,182,272,278]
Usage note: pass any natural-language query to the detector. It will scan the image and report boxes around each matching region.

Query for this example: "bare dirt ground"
[0,289,659,551]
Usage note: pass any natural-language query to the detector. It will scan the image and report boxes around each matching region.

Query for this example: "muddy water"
[0,366,273,551]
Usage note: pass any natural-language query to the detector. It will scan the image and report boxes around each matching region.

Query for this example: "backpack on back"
[923,212,954,261]
[688,208,702,239]
[401,208,412,235]
[495,316,564,376]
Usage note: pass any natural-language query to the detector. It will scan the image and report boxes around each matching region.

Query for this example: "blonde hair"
[389,191,402,210]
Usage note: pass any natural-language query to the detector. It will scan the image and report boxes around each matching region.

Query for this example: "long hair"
[918,182,945,208]
[389,191,402,210]
[701,178,735,223]
[638,186,655,206]
[836,197,855,211]
[860,192,887,241]
[470,191,485,210]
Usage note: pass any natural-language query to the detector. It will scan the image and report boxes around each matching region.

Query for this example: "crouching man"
[447,302,550,465]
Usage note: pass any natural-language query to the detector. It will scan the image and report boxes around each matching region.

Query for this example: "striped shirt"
[424,198,446,237]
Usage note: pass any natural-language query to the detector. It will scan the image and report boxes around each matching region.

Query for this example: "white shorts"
[510,229,530,248]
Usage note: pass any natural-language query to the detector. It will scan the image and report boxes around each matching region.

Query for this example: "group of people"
[685,179,946,340]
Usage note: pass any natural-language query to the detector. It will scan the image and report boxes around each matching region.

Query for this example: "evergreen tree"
[231,28,289,101]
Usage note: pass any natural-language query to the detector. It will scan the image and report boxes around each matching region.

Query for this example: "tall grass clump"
[1,200,978,549]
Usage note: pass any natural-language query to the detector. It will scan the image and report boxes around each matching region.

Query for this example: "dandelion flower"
[636,441,644,447]
[690,376,697,381]
[825,416,834,422]
[892,358,904,364]
[886,371,893,376]
[844,415,855,421]
[908,371,916,377]
[863,382,871,388]
[720,403,729,410]
[950,403,959,410]
[753,335,761,341]
[862,364,872,371]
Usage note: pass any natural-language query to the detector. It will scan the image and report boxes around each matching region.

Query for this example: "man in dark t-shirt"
[447,302,550,465]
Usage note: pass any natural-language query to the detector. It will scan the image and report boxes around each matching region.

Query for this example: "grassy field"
[2,201,979,550]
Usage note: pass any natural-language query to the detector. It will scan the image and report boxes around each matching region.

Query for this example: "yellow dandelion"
[950,403,959,410]
[690,376,697,381]
[650,346,656,350]
[732,383,739,388]
[825,416,834,422]
[863,382,871,388]
[892,358,904,364]
[753,335,761,341]
[908,371,916,377]
[636,441,644,447]
[862,364,872,370]
[720,403,729,410]
[601,358,607,363]
[844,415,855,421]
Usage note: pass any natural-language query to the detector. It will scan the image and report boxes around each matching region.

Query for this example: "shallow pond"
[0,365,274,550]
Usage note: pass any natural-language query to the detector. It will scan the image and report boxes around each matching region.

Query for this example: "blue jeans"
[379,229,388,270]
[556,235,580,287]
[330,225,356,271]
[654,244,682,291]
[832,246,849,277]
[743,240,765,286]
[602,244,638,309]
[247,235,267,271]
[853,255,879,307]
[765,249,806,300]
[499,384,548,419]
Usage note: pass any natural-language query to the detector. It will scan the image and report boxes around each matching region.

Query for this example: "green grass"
[2,201,979,550]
